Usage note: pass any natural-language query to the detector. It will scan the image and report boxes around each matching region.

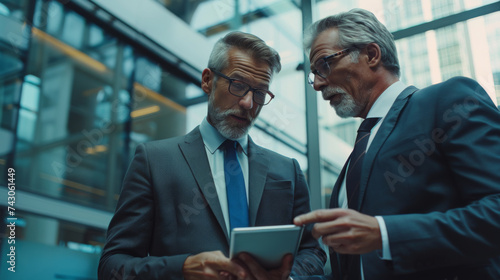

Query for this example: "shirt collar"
[199,117,249,155]
[367,81,406,119]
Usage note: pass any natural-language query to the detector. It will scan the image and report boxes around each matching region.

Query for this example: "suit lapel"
[358,86,419,209]
[179,127,229,240]
[330,159,348,209]
[247,138,269,226]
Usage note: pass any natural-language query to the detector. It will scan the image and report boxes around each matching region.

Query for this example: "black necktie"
[223,140,249,231]
[344,118,380,280]
[346,118,381,210]
[346,118,380,280]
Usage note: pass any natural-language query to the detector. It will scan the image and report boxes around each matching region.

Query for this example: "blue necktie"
[223,140,249,231]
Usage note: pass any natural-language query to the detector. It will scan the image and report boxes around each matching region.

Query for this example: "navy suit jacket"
[98,127,326,279]
[326,77,500,280]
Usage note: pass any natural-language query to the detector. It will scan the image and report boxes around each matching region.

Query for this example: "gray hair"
[208,31,281,76]
[304,8,400,77]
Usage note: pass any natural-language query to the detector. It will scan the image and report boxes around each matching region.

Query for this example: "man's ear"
[365,43,382,69]
[201,68,213,94]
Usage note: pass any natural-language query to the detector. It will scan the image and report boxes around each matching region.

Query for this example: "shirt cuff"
[375,216,392,260]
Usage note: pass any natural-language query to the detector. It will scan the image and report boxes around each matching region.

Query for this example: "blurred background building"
[0,0,499,279]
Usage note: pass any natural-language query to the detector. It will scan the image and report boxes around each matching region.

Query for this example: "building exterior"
[0,0,498,279]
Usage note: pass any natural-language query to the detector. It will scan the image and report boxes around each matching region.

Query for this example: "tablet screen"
[229,225,304,269]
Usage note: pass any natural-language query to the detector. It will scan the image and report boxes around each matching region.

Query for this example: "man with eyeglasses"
[99,31,326,280]
[294,8,500,280]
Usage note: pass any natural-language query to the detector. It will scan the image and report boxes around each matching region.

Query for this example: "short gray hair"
[208,31,281,75]
[304,8,400,77]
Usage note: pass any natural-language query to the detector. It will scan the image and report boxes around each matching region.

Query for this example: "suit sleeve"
[382,78,500,274]
[290,158,328,276]
[98,143,189,280]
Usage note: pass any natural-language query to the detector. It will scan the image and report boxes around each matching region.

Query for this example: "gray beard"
[207,94,255,140]
[322,86,362,118]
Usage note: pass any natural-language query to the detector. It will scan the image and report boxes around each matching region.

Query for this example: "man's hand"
[294,208,382,255]
[183,251,248,280]
[220,253,293,280]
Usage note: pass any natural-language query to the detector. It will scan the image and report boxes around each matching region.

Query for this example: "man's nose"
[313,75,328,92]
[239,91,253,110]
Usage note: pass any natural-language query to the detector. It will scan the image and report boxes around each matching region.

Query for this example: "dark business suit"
[98,127,326,279]
[328,77,500,280]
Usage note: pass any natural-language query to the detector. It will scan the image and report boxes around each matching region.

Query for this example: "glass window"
[432,0,460,19]
[190,0,236,31]
[12,0,130,212]
[239,0,284,14]
[0,0,30,21]
[129,54,203,157]
[484,11,500,105]
[0,4,27,183]
[396,16,499,99]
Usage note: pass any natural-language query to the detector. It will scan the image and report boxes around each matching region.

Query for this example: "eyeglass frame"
[308,48,351,85]
[209,68,275,105]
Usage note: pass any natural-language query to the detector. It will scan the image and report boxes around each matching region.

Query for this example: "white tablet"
[229,225,304,269]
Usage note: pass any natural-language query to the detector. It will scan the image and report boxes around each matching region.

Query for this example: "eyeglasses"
[210,68,275,105]
[307,48,351,86]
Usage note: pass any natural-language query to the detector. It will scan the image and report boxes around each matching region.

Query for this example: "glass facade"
[0,0,499,278]
[1,0,204,212]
